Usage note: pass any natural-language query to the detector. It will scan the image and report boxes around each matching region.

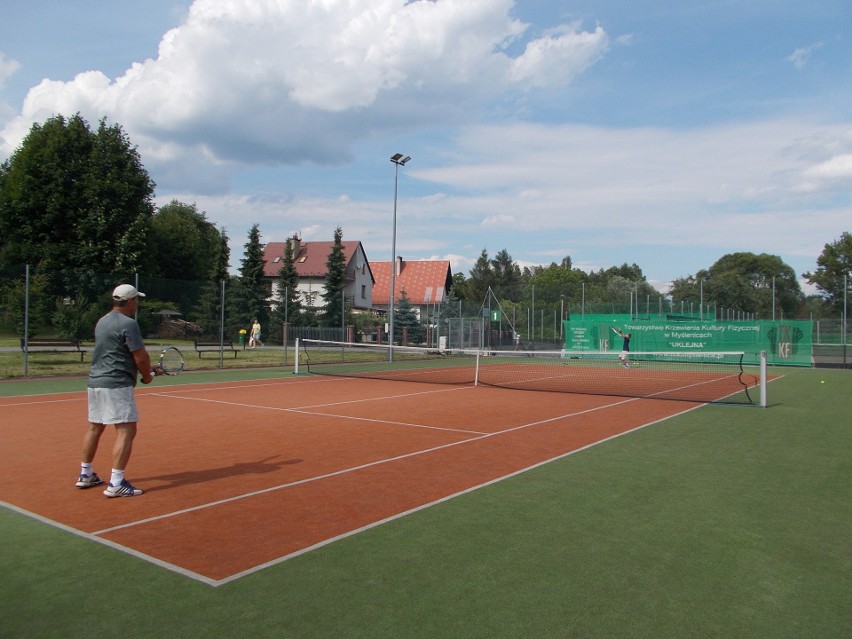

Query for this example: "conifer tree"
[322,226,346,328]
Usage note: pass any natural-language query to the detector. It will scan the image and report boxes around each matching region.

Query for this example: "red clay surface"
[0,375,699,585]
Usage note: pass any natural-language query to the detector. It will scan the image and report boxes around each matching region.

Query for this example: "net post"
[759,350,767,407]
[294,338,300,375]
[474,350,481,386]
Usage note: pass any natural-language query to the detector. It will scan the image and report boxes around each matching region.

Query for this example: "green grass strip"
[1,367,849,637]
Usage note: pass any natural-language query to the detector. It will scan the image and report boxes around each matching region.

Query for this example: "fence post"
[218,280,225,369]
[23,264,30,377]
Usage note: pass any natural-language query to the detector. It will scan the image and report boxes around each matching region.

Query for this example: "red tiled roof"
[262,241,367,278]
[372,259,453,306]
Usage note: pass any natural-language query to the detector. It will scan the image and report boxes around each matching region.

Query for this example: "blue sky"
[1,0,850,293]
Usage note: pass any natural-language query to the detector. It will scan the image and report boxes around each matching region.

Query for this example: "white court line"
[4,374,721,586]
[4,390,702,588]
[92,395,639,537]
[148,385,486,435]
[0,500,219,586]
[0,395,87,409]
[143,374,352,396]
[0,373,347,409]
[216,401,707,587]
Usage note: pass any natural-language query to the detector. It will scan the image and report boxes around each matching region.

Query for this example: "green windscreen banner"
[563,315,813,366]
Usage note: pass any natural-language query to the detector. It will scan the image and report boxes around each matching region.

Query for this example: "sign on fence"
[564,315,813,366]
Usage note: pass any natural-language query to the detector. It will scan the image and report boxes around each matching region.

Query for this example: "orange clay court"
[1,373,713,586]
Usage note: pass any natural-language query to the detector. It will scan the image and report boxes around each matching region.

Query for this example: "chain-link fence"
[1,264,848,376]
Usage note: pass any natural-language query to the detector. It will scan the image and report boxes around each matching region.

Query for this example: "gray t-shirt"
[88,310,145,388]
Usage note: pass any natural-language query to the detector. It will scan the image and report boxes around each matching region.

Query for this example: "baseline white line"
[0,373,348,408]
[0,500,219,587]
[0,396,87,409]
[143,375,353,396]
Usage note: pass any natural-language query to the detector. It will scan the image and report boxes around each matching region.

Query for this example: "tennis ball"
[820,380,825,384]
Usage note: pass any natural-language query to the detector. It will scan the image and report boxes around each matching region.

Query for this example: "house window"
[273,257,281,263]
[361,285,366,299]
[298,256,307,263]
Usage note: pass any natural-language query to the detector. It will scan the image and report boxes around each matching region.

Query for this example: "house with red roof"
[261,236,375,310]
[371,257,453,320]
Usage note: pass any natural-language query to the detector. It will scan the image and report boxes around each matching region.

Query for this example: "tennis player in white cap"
[76,284,160,497]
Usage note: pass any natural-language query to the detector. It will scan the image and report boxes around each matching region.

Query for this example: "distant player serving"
[611,327,632,368]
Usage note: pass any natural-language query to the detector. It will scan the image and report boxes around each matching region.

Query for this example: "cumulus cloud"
[0,0,608,185]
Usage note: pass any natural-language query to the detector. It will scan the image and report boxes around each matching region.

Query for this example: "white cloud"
[509,23,608,88]
[0,0,608,185]
[787,42,823,70]
[802,153,852,180]
[172,117,850,285]
[0,52,21,89]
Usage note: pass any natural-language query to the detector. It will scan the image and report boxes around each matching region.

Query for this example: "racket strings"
[160,348,185,374]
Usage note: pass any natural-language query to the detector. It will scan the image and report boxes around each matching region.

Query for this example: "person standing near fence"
[249,318,263,348]
[76,284,159,497]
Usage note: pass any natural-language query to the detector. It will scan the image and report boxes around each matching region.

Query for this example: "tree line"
[1,114,849,342]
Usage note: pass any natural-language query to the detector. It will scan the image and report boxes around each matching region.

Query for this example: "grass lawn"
[0,338,296,381]
[1,366,849,638]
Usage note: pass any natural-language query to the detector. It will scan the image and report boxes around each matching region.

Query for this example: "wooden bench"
[194,340,239,358]
[21,338,85,361]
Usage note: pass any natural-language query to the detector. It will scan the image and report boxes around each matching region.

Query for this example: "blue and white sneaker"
[103,479,144,497]
[75,472,104,488]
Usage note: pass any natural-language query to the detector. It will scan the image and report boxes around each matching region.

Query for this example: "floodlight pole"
[389,153,411,362]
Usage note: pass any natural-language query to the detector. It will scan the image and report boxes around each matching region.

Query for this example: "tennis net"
[296,340,762,405]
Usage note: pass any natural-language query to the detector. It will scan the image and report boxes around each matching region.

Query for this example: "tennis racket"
[157,346,185,375]
[610,326,621,335]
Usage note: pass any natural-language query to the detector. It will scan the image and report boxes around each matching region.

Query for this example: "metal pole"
[772,276,776,321]
[389,162,398,360]
[284,288,288,365]
[531,285,535,346]
[23,265,30,376]
[388,153,411,361]
[219,280,225,369]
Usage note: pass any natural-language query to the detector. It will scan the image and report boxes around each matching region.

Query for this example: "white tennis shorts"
[88,387,139,424]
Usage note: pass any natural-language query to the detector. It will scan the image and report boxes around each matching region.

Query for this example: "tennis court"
[0,371,714,586]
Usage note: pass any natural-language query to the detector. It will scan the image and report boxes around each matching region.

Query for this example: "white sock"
[110,469,125,487]
[81,462,93,477]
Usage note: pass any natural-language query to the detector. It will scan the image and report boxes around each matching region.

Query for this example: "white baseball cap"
[112,284,146,301]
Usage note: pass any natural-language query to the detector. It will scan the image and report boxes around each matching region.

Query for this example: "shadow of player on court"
[135,454,302,493]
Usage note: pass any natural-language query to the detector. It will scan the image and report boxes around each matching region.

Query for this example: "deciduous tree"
[0,113,155,274]
[804,232,852,312]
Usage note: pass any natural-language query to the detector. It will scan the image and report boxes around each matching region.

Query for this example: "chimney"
[396,256,404,276]
[288,234,301,257]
